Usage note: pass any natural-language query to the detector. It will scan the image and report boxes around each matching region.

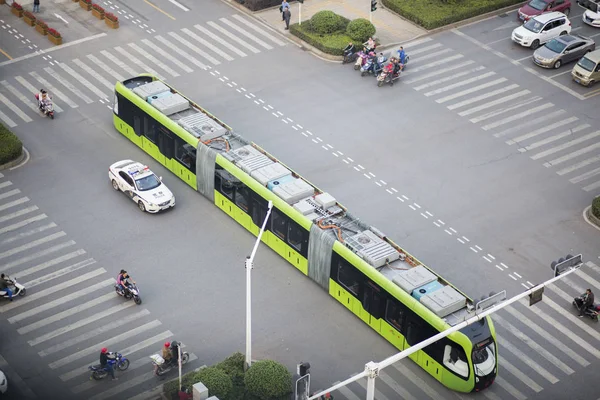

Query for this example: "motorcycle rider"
[154,342,173,375]
[391,57,402,78]
[579,288,595,317]
[0,274,13,301]
[397,46,406,65]
[343,42,355,59]
[116,270,136,295]
[37,89,52,111]
[100,347,118,380]
[364,37,376,53]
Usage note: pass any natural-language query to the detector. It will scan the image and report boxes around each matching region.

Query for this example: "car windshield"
[577,57,596,72]
[544,39,567,53]
[524,19,544,33]
[135,174,161,191]
[528,0,547,10]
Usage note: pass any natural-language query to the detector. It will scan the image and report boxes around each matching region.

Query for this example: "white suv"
[512,12,572,49]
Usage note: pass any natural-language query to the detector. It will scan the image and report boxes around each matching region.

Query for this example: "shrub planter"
[79,0,92,11]
[23,11,36,26]
[0,0,6,5]
[104,13,119,29]
[11,3,24,18]
[47,29,62,45]
[92,4,105,19]
[35,20,48,35]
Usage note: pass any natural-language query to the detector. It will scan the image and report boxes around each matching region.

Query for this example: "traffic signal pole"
[308,258,584,400]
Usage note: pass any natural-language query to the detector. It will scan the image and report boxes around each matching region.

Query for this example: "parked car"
[512,12,572,49]
[572,48,600,86]
[532,34,596,68]
[518,0,571,21]
[578,0,600,27]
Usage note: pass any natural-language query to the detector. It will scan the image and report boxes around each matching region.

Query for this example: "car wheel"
[531,40,540,50]
[560,31,567,36]
[138,201,146,212]
[553,60,562,69]
[111,180,119,191]
[563,7,570,15]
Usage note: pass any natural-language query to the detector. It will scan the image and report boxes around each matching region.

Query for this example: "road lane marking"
[219,18,273,50]
[424,71,496,96]
[459,89,530,117]
[508,116,579,144]
[481,102,554,130]
[181,28,233,61]
[0,221,54,244]
[493,110,566,138]
[232,14,286,46]
[128,42,180,77]
[542,137,600,166]
[23,258,95,289]
[531,129,600,160]
[519,124,589,152]
[557,153,600,175]
[71,58,115,91]
[154,35,207,69]
[498,336,559,383]
[437,78,507,104]
[447,84,520,110]
[167,32,220,65]
[44,66,93,104]
[140,39,193,73]
[468,96,541,123]
[206,21,260,54]
[142,0,176,19]
[498,355,543,392]
[39,309,150,357]
[57,62,108,98]
[195,24,247,57]
[0,231,66,261]
[114,46,163,80]
[30,71,78,108]
[0,80,40,113]
[18,291,113,334]
[403,60,475,84]
[414,66,485,91]
[0,91,31,122]
[87,54,125,82]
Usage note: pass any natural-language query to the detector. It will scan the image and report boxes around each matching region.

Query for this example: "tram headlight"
[476,377,480,383]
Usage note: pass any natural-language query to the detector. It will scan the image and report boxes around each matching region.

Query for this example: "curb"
[0,146,26,171]
[220,0,521,61]
[583,205,600,232]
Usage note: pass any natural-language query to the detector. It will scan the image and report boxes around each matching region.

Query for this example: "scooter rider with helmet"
[579,288,595,317]
[116,270,136,295]
[100,347,118,380]
[37,89,52,111]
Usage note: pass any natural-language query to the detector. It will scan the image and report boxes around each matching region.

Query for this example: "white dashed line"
[470,247,479,253]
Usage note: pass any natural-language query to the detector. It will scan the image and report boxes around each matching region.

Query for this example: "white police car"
[108,160,175,213]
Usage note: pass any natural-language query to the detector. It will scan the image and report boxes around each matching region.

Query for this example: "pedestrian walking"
[33,0,40,13]
[283,6,291,30]
[280,0,289,21]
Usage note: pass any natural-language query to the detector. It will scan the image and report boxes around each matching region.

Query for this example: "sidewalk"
[254,0,426,47]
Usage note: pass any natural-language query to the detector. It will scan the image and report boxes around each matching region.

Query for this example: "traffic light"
[371,0,377,11]
[550,254,582,277]
[298,361,310,376]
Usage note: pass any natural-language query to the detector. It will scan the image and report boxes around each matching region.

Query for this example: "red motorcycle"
[377,62,402,87]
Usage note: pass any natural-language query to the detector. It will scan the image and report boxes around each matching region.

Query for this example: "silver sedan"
[532,35,596,69]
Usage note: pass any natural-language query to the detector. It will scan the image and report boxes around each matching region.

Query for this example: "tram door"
[361,281,382,332]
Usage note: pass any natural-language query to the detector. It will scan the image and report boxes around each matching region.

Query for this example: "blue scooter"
[89,352,130,380]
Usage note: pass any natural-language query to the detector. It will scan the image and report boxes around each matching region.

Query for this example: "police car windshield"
[135,174,161,191]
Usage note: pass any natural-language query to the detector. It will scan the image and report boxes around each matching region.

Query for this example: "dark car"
[533,34,596,69]
[518,0,571,21]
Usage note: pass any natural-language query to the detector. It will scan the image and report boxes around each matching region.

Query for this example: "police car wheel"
[111,180,119,191]
[138,201,146,212]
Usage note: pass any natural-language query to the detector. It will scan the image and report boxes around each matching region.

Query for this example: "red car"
[517,0,571,21]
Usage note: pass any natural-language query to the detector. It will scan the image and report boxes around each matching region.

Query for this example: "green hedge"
[383,0,523,30]
[242,0,281,12]
[593,197,600,219]
[310,10,345,34]
[244,360,292,400]
[0,123,22,165]
[290,14,353,56]
[346,18,376,43]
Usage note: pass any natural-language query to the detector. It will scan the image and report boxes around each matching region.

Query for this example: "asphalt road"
[0,0,599,399]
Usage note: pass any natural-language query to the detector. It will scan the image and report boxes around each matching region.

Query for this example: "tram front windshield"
[472,337,496,376]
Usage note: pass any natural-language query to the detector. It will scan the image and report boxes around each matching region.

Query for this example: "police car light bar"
[128,166,150,176]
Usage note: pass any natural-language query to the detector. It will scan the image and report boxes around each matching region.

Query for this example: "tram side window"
[271,208,288,240]
[251,193,268,227]
[214,168,239,200]
[385,299,405,332]
[234,184,250,213]
[442,338,469,379]
[115,93,134,127]
[287,220,308,255]
[337,258,361,296]
[175,138,196,174]
[157,125,175,159]
[144,117,158,143]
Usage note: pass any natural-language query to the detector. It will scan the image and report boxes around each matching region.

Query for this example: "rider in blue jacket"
[397,46,406,65]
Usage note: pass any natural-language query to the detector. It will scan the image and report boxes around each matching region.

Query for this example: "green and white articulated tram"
[113,74,498,393]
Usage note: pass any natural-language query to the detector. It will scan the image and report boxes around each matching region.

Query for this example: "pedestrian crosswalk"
[0,173,194,399]
[322,260,600,400]
[396,37,600,195]
[0,13,285,127]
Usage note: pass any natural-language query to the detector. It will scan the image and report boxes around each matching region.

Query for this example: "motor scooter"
[573,295,599,321]
[150,341,190,377]
[115,282,142,305]
[35,93,54,119]
[377,62,402,87]
[354,50,369,70]
[0,276,26,300]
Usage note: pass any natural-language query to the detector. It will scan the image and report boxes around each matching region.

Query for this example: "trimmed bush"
[593,197,600,219]
[0,123,22,165]
[242,0,281,11]
[290,23,353,56]
[195,367,233,399]
[163,370,199,399]
[346,18,376,43]
[244,360,292,400]
[383,0,523,30]
[310,10,344,34]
